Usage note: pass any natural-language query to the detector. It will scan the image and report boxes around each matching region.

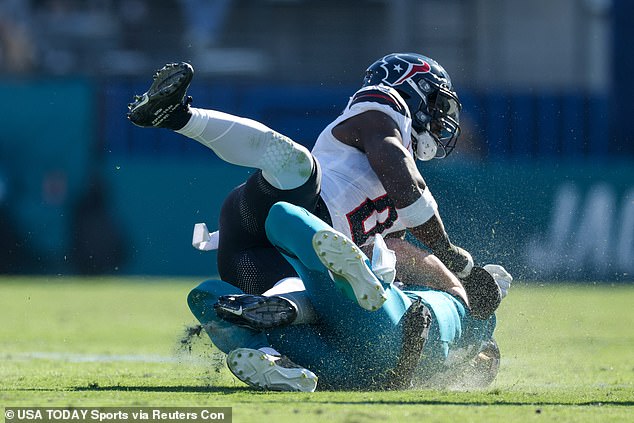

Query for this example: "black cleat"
[214,295,297,330]
[127,62,194,129]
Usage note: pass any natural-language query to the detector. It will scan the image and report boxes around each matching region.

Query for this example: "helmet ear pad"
[412,130,438,161]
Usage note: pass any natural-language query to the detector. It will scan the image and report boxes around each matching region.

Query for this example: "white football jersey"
[312,85,415,246]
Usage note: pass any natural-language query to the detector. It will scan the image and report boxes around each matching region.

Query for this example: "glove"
[461,266,501,320]
[483,264,512,299]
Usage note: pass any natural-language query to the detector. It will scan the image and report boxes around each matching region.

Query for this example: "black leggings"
[217,160,329,294]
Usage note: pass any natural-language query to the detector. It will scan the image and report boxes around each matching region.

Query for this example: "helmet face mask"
[363,53,462,160]
[427,86,461,158]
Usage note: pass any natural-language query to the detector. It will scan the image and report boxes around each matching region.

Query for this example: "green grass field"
[1,276,633,422]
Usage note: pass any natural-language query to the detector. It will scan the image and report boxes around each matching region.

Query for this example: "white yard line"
[3,351,213,364]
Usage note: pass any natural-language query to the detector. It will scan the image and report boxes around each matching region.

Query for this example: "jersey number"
[346,195,398,245]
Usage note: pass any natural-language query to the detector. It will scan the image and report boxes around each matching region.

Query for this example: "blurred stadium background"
[0,0,632,282]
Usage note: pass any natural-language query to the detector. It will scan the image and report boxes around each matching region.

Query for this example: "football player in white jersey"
[128,53,503,388]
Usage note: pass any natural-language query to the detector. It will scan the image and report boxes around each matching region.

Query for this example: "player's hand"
[460,266,501,320]
[483,264,512,299]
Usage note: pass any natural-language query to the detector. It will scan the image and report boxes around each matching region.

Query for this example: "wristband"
[396,188,438,228]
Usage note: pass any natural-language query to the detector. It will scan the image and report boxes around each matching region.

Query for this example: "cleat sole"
[312,229,387,311]
[227,348,317,392]
[214,295,297,330]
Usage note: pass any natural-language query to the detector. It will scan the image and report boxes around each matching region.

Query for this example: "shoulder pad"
[349,85,409,117]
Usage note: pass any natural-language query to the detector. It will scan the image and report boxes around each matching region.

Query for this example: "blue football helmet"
[363,53,462,160]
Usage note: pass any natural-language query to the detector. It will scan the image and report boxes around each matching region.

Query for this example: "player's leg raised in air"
[265,201,389,312]
[127,62,313,191]
[128,62,323,297]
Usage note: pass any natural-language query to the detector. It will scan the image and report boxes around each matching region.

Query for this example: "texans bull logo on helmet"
[378,54,432,89]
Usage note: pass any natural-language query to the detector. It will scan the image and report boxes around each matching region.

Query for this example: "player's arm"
[333,110,473,277]
[384,238,469,306]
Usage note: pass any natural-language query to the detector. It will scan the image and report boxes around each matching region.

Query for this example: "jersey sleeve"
[345,85,414,155]
[348,86,410,118]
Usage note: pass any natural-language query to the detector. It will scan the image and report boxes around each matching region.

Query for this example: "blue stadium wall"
[1,79,632,281]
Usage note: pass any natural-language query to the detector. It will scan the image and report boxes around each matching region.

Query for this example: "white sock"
[258,347,281,357]
[177,107,314,190]
[277,294,316,325]
[263,277,317,325]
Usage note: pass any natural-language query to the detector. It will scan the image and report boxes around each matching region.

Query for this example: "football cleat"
[467,338,501,388]
[214,295,297,330]
[127,62,194,128]
[413,338,501,390]
[312,229,387,311]
[227,348,317,392]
